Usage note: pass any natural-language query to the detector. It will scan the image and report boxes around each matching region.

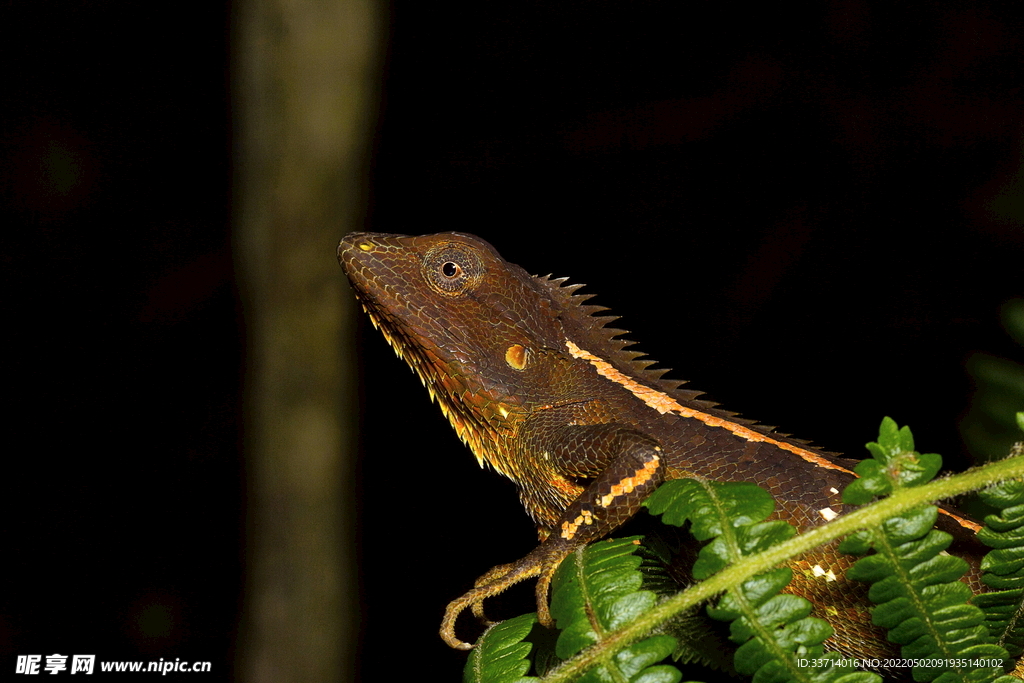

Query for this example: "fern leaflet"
[839,418,1013,683]
[464,613,539,683]
[975,472,1024,661]
[546,536,682,683]
[646,479,880,683]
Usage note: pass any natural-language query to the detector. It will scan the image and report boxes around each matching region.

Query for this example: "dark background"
[4,1,1024,680]
[2,0,239,678]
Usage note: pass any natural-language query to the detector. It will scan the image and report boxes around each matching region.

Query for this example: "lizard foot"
[439,542,576,649]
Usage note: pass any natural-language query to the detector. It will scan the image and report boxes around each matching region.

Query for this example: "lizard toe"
[440,594,479,650]
[533,560,558,627]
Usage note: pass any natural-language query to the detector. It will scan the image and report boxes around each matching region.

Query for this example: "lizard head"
[338,231,578,468]
[339,231,696,477]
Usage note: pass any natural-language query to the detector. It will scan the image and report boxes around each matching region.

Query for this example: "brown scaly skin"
[338,231,984,657]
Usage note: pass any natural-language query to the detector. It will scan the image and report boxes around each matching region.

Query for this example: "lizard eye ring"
[424,243,484,296]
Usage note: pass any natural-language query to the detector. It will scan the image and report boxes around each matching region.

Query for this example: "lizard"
[337,230,984,658]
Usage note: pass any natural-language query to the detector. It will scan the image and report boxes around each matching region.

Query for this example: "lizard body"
[338,231,983,657]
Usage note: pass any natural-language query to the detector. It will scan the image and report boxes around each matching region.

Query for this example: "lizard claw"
[441,588,496,649]
[440,599,478,650]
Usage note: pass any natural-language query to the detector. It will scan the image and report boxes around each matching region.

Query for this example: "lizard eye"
[424,243,484,296]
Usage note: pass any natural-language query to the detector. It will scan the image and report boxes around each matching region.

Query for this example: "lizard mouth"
[338,232,446,375]
[338,232,501,467]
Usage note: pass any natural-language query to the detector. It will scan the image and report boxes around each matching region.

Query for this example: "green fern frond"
[532,453,1024,683]
[631,533,737,671]
[464,613,540,683]
[646,479,880,683]
[975,475,1024,659]
[839,418,1012,683]
[464,427,1024,683]
[549,537,655,658]
[546,536,683,683]
[842,416,942,506]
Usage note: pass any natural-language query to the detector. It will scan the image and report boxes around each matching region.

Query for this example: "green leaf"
[973,478,1024,659]
[464,613,539,683]
[550,537,647,659]
[575,635,681,683]
[547,537,682,682]
[485,420,1024,683]
[845,419,943,504]
[645,480,775,541]
[706,568,793,621]
[841,419,1010,682]
[646,479,879,683]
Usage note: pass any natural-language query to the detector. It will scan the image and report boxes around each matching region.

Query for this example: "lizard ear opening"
[505,344,530,370]
[423,242,485,296]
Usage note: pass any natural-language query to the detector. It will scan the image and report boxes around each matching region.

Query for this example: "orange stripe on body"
[565,340,855,476]
[564,340,984,534]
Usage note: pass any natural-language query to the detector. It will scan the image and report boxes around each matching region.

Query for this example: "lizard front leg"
[440,424,665,649]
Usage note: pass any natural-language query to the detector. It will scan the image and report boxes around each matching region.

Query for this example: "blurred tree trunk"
[235,1,381,681]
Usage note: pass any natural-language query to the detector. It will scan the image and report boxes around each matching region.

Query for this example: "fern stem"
[539,454,1024,683]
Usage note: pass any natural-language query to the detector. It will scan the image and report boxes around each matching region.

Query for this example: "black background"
[2,0,239,678]
[4,1,1024,680]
